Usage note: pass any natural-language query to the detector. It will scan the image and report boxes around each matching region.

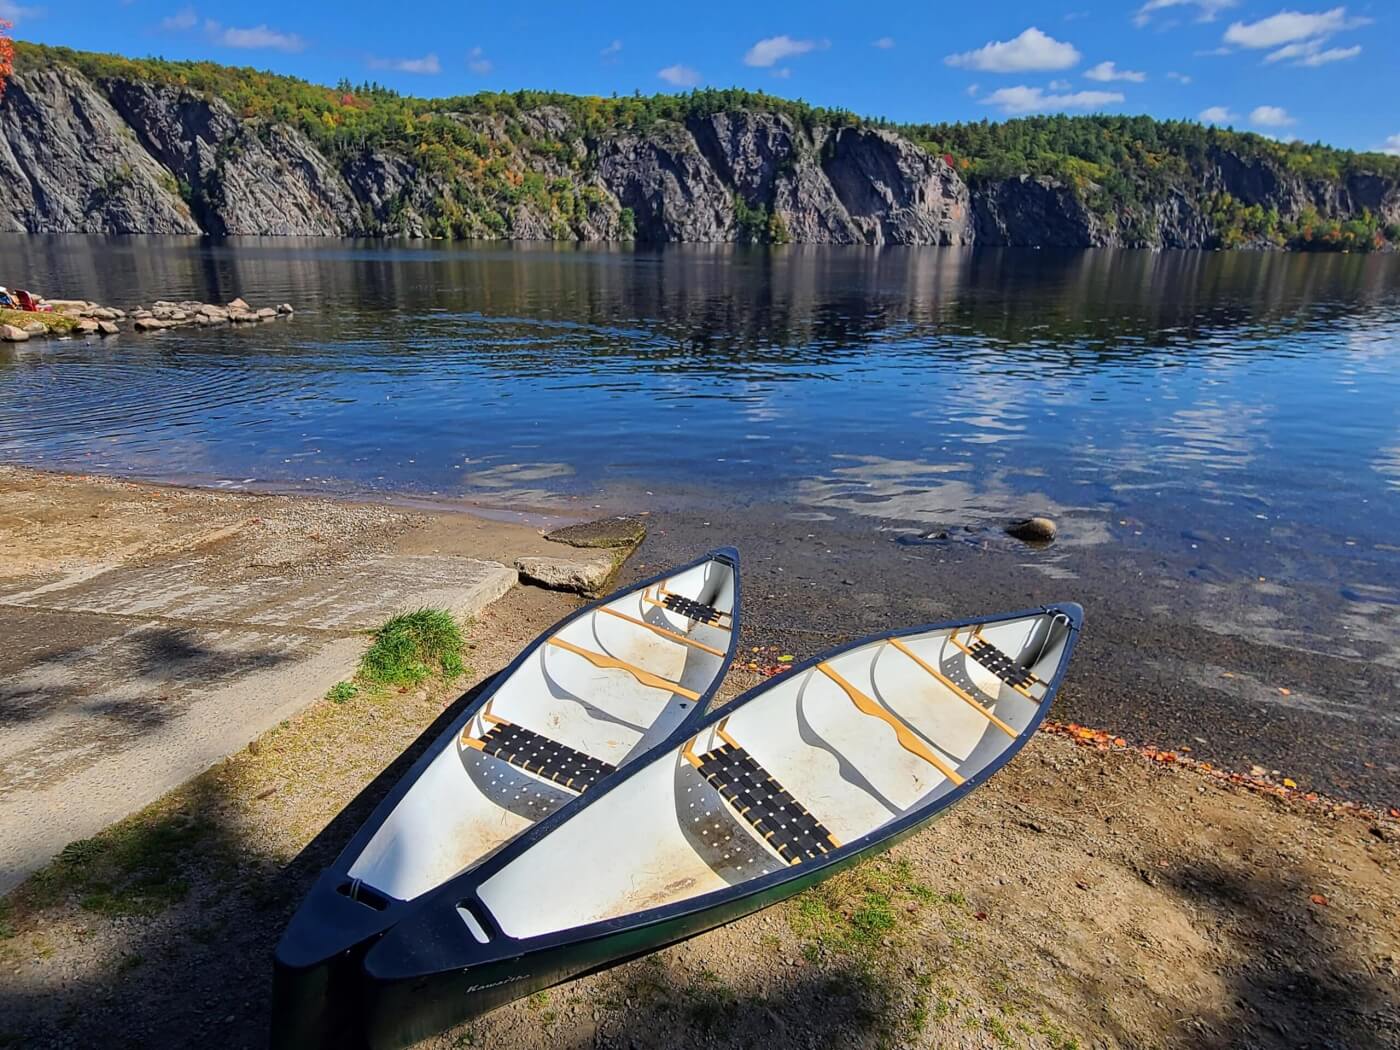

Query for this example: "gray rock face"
[975,176,1106,248]
[3,57,1396,247]
[819,127,972,245]
[0,68,198,234]
[596,129,737,242]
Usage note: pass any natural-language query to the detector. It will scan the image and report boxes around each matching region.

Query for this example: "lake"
[3,236,1399,802]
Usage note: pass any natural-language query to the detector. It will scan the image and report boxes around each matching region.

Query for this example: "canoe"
[271,548,741,1049]
[357,603,1082,1048]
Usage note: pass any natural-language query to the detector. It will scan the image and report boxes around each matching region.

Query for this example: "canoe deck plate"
[967,639,1035,689]
[478,722,616,793]
[662,593,725,625]
[696,743,837,865]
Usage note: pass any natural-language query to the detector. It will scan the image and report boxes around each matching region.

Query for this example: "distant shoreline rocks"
[1,297,294,341]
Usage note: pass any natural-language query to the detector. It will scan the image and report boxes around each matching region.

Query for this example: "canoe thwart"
[641,586,731,629]
[816,662,966,786]
[948,627,1042,697]
[545,636,702,701]
[595,605,726,657]
[886,637,1018,738]
[696,742,841,865]
[467,721,617,794]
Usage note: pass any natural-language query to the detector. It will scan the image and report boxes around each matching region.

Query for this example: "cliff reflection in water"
[1,238,1398,542]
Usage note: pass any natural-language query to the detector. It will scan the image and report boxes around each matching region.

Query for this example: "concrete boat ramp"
[0,467,622,895]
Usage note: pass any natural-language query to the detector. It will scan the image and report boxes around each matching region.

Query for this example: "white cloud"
[0,0,43,24]
[1167,71,1193,83]
[368,53,441,75]
[1135,0,1237,27]
[1379,134,1400,157]
[1084,60,1147,82]
[657,64,702,87]
[1048,79,1072,90]
[945,27,1080,73]
[1223,7,1363,49]
[467,47,492,75]
[205,20,305,52]
[980,85,1124,115]
[771,67,792,79]
[1250,104,1296,127]
[743,35,822,68]
[966,83,980,97]
[600,39,622,58]
[1265,39,1360,65]
[1198,105,1235,123]
[872,36,895,49]
[160,6,197,31]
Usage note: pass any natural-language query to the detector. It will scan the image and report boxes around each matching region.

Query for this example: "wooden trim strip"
[886,637,1018,738]
[816,662,965,786]
[595,605,726,657]
[546,636,701,700]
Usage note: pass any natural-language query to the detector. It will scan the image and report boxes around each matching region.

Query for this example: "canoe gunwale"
[364,601,1083,982]
[273,546,742,973]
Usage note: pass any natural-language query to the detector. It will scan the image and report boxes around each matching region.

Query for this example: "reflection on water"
[2,235,1399,564]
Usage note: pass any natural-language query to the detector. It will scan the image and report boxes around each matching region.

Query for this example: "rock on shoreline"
[5,297,295,340]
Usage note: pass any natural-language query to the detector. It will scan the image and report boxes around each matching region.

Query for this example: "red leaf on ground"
[1309,894,1328,907]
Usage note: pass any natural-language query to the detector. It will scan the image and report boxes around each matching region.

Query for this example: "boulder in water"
[1006,516,1057,544]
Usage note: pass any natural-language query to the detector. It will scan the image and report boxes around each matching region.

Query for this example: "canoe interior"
[476,609,1073,939]
[345,556,736,902]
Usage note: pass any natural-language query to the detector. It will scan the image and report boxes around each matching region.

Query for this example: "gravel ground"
[2,586,1396,1050]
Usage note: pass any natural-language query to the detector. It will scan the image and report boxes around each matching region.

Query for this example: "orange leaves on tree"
[0,19,14,101]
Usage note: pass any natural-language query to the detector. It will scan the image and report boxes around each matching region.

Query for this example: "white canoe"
[359,603,1082,1047]
[273,547,741,1047]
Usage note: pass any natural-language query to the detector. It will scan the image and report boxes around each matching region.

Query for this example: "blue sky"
[5,1,1397,153]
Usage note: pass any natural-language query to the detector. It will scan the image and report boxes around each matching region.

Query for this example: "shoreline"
[6,459,1396,811]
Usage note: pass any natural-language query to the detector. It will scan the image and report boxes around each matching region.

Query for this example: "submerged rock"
[545,515,647,550]
[1006,517,1058,545]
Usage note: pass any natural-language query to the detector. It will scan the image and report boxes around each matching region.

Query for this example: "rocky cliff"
[2,50,1396,250]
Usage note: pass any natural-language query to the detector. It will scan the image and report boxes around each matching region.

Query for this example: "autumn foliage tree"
[0,20,13,100]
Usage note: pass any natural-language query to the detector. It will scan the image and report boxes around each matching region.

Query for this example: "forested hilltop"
[4,41,1398,250]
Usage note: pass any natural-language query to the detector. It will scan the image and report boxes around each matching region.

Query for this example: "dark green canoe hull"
[362,816,935,1049]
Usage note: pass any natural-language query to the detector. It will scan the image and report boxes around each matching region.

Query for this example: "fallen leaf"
[1278,687,1292,696]
[974,911,988,921]
[777,654,794,663]
[1309,894,1328,907]
[1250,765,1268,778]
[1283,778,1298,789]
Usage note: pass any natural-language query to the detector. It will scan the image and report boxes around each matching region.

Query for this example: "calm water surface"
[3,237,1398,799]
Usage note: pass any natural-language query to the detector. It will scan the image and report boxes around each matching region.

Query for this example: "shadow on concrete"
[0,624,302,733]
[0,668,501,1048]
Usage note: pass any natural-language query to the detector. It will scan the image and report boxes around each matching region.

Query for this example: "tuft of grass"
[787,855,939,960]
[0,308,78,334]
[12,795,218,921]
[359,608,465,685]
[326,680,358,703]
